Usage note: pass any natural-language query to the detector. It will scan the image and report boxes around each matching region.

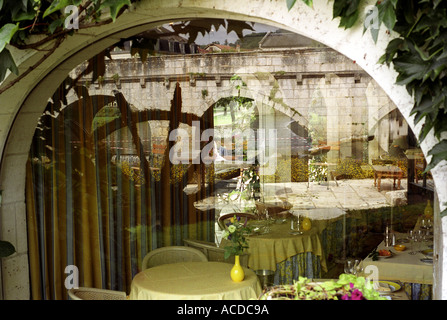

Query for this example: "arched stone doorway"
[0,0,445,299]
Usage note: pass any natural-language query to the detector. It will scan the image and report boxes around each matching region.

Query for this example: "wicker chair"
[183,238,249,267]
[68,287,127,300]
[141,246,208,270]
[217,212,257,230]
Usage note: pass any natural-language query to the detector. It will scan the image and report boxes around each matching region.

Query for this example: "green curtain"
[26,81,215,299]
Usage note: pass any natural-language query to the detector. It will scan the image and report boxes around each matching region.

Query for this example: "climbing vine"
[0,0,135,91]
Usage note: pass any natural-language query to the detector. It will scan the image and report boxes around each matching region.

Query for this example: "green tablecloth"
[244,219,328,273]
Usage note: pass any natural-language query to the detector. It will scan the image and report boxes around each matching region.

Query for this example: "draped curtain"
[26,80,215,299]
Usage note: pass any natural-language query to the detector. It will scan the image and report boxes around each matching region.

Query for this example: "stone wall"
[80,48,395,163]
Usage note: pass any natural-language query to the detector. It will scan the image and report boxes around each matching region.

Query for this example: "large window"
[26,19,434,300]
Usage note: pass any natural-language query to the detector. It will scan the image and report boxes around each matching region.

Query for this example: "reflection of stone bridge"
[76,47,400,160]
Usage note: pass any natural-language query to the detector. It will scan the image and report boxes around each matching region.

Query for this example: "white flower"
[222,230,229,239]
[228,225,237,233]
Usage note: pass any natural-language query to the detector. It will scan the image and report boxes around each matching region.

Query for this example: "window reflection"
[26,19,434,300]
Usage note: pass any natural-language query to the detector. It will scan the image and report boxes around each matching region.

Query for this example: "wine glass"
[264,209,273,233]
[289,214,302,235]
[258,208,268,221]
[427,219,433,233]
[344,259,354,274]
[421,228,429,242]
[408,231,417,255]
[412,231,422,253]
[353,259,363,276]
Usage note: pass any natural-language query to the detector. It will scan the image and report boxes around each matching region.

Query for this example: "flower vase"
[230,255,245,282]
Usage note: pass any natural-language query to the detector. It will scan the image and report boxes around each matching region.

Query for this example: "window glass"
[26,19,434,300]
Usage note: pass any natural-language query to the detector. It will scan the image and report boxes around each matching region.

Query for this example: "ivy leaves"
[377,0,398,31]
[333,0,447,180]
[0,240,15,258]
[287,0,313,10]
[43,0,80,18]
[0,23,19,53]
[0,0,43,75]
[380,1,447,179]
[0,0,134,84]
[0,49,19,81]
[98,0,131,22]
[0,23,19,79]
[332,0,362,29]
[287,0,447,215]
[0,7,21,79]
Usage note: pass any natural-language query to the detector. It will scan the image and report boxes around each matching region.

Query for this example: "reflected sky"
[163,22,279,45]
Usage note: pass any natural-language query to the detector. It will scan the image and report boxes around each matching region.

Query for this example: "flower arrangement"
[259,274,387,300]
[222,215,252,260]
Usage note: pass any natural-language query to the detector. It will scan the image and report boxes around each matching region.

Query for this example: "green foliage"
[0,23,19,78]
[261,157,308,183]
[44,0,78,18]
[241,165,260,199]
[377,1,447,191]
[377,0,398,30]
[309,159,328,182]
[222,215,252,259]
[260,274,387,300]
[0,240,15,258]
[287,0,312,11]
[332,0,362,29]
[288,0,447,216]
[98,0,131,22]
[0,0,135,83]
[0,48,19,81]
[0,23,19,52]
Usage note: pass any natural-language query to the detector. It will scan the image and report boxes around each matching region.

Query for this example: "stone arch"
[201,71,308,128]
[0,0,445,299]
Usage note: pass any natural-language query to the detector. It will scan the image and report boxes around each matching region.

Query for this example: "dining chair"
[183,238,217,256]
[141,246,208,270]
[68,287,127,300]
[183,238,249,267]
[217,212,257,231]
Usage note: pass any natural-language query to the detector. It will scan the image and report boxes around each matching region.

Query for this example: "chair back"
[183,238,249,267]
[68,287,127,300]
[141,246,208,270]
[183,238,217,256]
[217,212,256,230]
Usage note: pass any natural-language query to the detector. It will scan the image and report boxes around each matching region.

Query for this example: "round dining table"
[129,261,262,300]
[243,218,328,273]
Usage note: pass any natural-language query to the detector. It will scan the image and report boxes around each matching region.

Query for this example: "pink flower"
[351,289,365,300]
[341,294,350,300]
